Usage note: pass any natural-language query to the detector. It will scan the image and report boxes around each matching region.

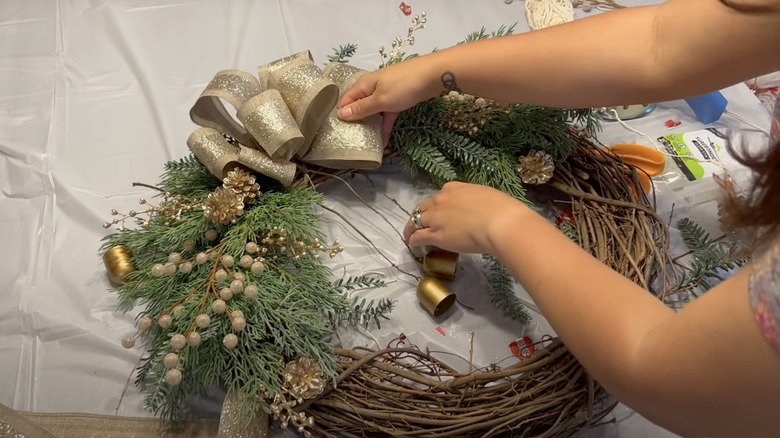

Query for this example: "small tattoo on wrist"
[441,71,461,93]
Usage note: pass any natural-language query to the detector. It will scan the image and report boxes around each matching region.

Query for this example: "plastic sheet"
[1,1,772,437]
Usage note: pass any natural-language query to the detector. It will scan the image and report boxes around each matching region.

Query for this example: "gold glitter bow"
[189,51,384,186]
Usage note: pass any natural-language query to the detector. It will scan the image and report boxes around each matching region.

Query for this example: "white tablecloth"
[0,1,771,437]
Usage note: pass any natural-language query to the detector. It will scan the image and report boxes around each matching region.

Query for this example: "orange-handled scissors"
[603,143,666,195]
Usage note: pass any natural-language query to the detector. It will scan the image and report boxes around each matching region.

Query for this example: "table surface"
[0,1,772,437]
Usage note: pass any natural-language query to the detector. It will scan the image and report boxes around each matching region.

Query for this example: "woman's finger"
[403,211,427,242]
[407,227,437,248]
[338,75,375,109]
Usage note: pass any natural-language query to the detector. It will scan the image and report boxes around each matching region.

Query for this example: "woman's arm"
[492,204,780,438]
[407,183,780,438]
[340,0,780,120]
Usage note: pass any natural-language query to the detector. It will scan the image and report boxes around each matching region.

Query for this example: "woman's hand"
[403,182,531,255]
[338,56,441,146]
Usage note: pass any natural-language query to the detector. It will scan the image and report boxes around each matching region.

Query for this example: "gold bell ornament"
[103,245,137,285]
[422,248,459,280]
[417,277,457,318]
[412,247,460,317]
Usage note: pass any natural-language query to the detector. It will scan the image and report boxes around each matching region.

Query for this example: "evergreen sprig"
[457,23,517,45]
[435,130,498,173]
[328,43,358,63]
[462,149,528,201]
[328,296,396,330]
[485,256,531,324]
[103,156,387,425]
[401,137,459,185]
[221,187,326,256]
[159,155,222,197]
[331,275,386,293]
[327,276,394,329]
[673,218,749,295]
[391,99,532,201]
[388,28,599,207]
[558,222,580,244]
[479,105,584,159]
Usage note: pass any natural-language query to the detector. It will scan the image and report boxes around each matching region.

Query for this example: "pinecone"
[223,167,262,205]
[284,356,326,400]
[203,187,244,226]
[516,150,555,185]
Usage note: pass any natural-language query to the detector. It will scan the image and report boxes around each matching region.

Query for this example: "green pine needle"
[328,276,394,329]
[462,149,528,202]
[159,155,222,197]
[558,222,580,245]
[327,43,358,63]
[672,218,749,296]
[485,256,531,324]
[458,23,517,44]
[434,130,498,173]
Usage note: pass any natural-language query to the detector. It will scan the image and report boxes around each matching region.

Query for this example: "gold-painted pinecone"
[516,150,555,185]
[223,168,262,205]
[203,187,244,226]
[284,356,326,400]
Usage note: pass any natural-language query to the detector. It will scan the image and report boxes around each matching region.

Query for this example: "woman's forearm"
[418,0,780,108]
[489,205,675,394]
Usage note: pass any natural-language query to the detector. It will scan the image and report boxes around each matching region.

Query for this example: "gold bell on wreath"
[422,248,459,280]
[417,277,456,317]
[103,245,136,285]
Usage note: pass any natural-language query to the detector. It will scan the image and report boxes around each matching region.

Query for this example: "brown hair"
[726,140,780,245]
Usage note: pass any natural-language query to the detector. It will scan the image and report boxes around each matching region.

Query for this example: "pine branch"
[458,23,517,45]
[327,297,395,330]
[105,159,360,425]
[558,222,580,245]
[479,105,578,159]
[327,276,394,329]
[403,137,459,184]
[673,218,749,295]
[328,43,358,63]
[565,108,602,135]
[222,187,325,257]
[101,209,212,268]
[485,256,531,324]
[331,275,386,293]
[434,130,497,173]
[462,150,529,203]
[677,218,717,253]
[159,155,221,197]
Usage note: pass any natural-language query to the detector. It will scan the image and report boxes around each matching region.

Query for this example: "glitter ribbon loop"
[266,55,339,156]
[237,90,304,161]
[303,63,383,169]
[190,70,264,148]
[188,52,384,186]
[187,128,296,187]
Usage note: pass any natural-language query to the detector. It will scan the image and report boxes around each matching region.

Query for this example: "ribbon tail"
[217,392,269,438]
[187,128,241,179]
[237,145,297,187]
[187,128,296,186]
